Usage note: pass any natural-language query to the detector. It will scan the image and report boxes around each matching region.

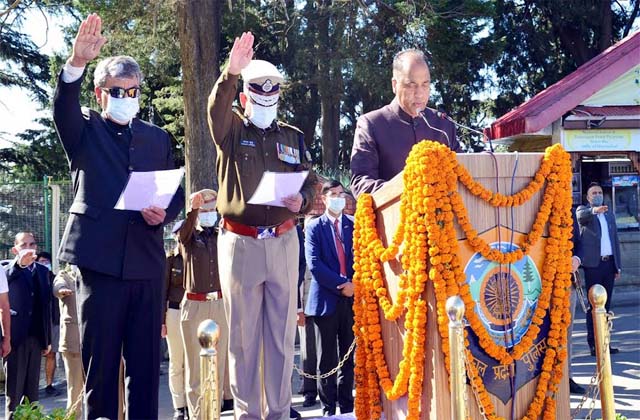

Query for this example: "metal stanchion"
[589,284,615,420]
[198,319,220,420]
[446,295,468,420]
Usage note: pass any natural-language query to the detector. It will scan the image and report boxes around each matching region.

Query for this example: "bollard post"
[198,319,220,420]
[589,284,615,420]
[446,295,468,420]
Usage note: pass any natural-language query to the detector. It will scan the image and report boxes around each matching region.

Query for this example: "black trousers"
[298,316,318,397]
[3,336,42,419]
[313,298,354,413]
[78,268,162,420]
[583,259,616,347]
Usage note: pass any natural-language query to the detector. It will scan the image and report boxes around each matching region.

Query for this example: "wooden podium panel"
[370,153,570,420]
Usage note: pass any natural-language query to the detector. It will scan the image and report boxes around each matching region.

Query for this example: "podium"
[368,153,571,419]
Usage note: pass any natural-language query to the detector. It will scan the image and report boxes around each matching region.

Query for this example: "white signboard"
[561,129,640,152]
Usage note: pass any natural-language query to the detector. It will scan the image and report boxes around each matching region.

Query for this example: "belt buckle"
[256,226,277,239]
[206,291,221,300]
[601,255,610,261]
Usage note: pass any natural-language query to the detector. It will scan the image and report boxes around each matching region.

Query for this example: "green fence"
[1,177,180,265]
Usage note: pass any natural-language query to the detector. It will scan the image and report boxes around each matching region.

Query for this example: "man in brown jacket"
[163,221,187,420]
[177,189,229,417]
[208,31,315,420]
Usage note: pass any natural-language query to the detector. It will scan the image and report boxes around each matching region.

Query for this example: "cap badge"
[262,79,274,93]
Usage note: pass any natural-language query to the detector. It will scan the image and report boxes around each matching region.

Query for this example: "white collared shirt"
[596,213,613,257]
[325,211,342,246]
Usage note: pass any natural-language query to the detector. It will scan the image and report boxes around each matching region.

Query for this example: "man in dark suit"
[52,13,184,419]
[3,232,52,419]
[575,182,621,356]
[304,180,355,416]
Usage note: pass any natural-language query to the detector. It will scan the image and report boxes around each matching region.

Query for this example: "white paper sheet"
[114,168,184,211]
[247,171,309,207]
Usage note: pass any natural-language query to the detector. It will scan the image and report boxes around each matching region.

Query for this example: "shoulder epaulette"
[232,107,249,125]
[276,120,303,135]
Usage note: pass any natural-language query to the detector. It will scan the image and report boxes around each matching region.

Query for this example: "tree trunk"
[176,0,222,196]
[599,0,613,51]
[316,0,343,171]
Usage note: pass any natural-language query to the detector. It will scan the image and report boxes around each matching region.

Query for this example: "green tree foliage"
[492,0,640,117]
[1,0,638,182]
[0,0,55,104]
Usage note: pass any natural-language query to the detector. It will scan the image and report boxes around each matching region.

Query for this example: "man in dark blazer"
[52,14,184,419]
[575,182,621,356]
[304,180,355,416]
[4,232,52,419]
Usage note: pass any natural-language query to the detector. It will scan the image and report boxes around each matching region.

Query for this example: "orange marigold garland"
[352,141,573,420]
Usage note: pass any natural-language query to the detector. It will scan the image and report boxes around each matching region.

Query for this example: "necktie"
[334,218,347,277]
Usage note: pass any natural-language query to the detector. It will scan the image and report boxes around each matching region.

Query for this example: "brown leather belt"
[186,291,222,301]
[601,255,612,261]
[222,218,296,239]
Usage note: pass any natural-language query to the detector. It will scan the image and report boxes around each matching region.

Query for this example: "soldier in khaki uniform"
[177,189,230,418]
[208,31,316,420]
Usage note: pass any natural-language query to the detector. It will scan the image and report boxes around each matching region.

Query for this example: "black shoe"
[289,407,302,419]
[44,384,60,396]
[173,407,187,420]
[323,406,336,417]
[302,394,317,407]
[221,399,234,412]
[569,378,586,395]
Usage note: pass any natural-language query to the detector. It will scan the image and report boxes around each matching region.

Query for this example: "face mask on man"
[591,195,604,207]
[199,211,218,227]
[105,97,139,124]
[327,196,346,214]
[249,103,278,129]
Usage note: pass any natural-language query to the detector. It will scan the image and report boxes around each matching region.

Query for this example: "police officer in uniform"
[178,189,229,417]
[163,221,187,419]
[208,31,316,420]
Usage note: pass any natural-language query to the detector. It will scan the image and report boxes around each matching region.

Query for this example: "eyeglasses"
[101,86,141,99]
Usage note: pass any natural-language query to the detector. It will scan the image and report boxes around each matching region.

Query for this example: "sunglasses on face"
[101,86,141,99]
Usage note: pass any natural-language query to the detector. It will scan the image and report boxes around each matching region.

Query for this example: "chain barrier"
[294,338,357,380]
[191,358,218,420]
[571,311,614,420]
[462,346,489,420]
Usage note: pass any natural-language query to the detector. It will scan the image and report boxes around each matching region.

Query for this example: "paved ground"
[2,287,638,419]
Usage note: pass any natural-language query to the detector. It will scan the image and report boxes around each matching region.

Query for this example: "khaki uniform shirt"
[178,209,220,294]
[207,69,316,226]
[164,249,185,305]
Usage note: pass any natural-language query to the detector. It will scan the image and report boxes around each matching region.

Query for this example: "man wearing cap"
[177,189,229,417]
[52,14,184,418]
[208,31,316,420]
[350,49,461,198]
[163,221,187,420]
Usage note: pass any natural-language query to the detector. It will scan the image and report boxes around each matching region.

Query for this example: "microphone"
[431,106,494,153]
[418,108,451,149]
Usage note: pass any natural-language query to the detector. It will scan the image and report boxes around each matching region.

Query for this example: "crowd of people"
[0,11,621,420]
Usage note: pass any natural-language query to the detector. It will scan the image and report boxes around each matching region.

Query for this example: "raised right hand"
[18,250,37,268]
[190,192,204,210]
[593,205,608,214]
[228,32,254,75]
[70,13,108,67]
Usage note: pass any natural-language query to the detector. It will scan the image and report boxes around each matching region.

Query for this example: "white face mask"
[105,97,139,124]
[327,196,346,214]
[199,211,218,227]
[248,103,277,129]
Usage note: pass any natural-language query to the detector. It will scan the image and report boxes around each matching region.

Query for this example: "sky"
[0,10,71,148]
